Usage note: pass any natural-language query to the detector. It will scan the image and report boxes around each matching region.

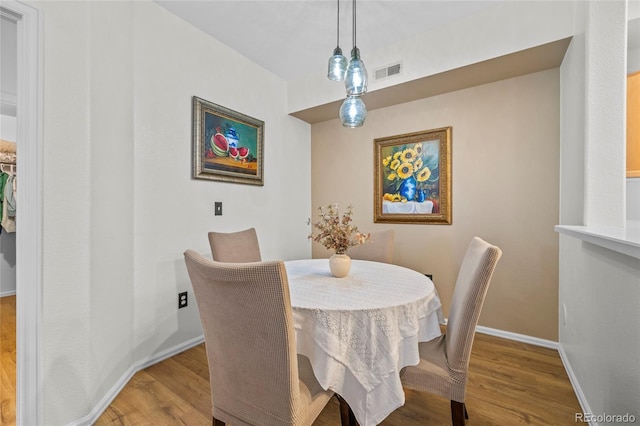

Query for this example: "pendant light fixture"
[344,0,367,96]
[327,0,347,81]
[339,0,367,128]
[330,0,367,127]
[339,95,367,128]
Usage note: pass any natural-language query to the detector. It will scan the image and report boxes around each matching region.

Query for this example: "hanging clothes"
[0,172,8,233]
[1,173,15,233]
[5,174,15,218]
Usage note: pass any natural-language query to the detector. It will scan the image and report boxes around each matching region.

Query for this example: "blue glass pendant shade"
[339,95,367,128]
[328,47,348,81]
[345,47,368,95]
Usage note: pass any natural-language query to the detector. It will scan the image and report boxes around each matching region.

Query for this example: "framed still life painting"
[192,96,264,186]
[374,127,452,224]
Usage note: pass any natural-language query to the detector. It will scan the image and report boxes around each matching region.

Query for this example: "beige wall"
[311,69,560,341]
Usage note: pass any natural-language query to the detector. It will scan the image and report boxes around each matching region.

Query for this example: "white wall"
[131,0,312,362]
[630,46,640,74]
[559,236,640,417]
[559,0,640,420]
[0,15,17,117]
[628,179,640,221]
[0,115,17,141]
[32,1,311,424]
[33,2,132,422]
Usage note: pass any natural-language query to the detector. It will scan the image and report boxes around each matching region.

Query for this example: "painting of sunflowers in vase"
[192,96,264,186]
[374,127,452,224]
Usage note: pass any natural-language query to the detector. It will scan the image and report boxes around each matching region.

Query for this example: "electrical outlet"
[214,202,222,216]
[178,291,188,309]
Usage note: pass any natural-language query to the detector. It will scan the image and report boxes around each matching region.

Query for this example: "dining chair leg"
[213,417,225,426]
[337,394,358,426]
[451,400,466,426]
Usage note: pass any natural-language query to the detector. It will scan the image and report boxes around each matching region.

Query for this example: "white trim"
[440,318,560,349]
[474,324,559,349]
[68,335,205,426]
[558,344,596,426]
[555,222,640,260]
[1,1,43,425]
[1,290,17,297]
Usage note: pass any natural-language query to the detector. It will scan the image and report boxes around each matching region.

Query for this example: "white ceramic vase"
[329,253,351,278]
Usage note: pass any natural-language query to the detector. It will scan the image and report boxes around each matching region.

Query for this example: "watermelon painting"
[192,96,264,186]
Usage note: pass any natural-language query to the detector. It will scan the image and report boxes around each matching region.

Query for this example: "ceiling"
[154,0,502,81]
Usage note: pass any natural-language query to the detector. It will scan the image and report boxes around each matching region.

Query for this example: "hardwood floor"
[97,332,583,425]
[0,296,581,426]
[0,295,582,425]
[0,295,16,426]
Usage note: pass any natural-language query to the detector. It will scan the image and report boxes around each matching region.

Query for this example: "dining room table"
[284,258,444,426]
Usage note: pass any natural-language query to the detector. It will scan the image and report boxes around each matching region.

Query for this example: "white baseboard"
[1,290,16,297]
[69,335,205,426]
[440,318,560,349]
[135,335,205,372]
[558,344,596,426]
[474,324,559,349]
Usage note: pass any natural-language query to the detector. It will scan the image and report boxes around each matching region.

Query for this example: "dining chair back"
[347,229,395,263]
[208,227,261,262]
[401,237,502,425]
[184,250,335,426]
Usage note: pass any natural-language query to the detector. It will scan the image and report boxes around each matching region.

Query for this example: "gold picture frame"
[374,127,452,224]
[192,96,264,186]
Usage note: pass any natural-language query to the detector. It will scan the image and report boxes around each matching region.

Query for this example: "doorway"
[0,2,42,425]
[0,10,18,425]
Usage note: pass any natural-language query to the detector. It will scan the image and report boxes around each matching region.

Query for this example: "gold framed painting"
[192,96,264,186]
[374,127,452,224]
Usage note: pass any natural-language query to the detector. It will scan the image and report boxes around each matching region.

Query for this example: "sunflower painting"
[374,127,452,224]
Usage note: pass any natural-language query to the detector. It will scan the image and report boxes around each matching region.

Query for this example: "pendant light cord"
[352,0,356,48]
[336,0,340,47]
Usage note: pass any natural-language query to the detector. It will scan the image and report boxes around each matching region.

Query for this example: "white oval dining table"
[284,258,444,426]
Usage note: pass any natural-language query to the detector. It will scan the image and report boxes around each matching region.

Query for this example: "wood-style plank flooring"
[0,295,16,426]
[0,294,583,425]
[98,331,583,425]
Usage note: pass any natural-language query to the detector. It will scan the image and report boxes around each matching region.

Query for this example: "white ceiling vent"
[374,62,403,81]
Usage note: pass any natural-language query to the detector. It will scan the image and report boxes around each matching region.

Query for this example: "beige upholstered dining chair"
[400,237,502,426]
[208,227,261,262]
[184,250,338,426]
[347,229,395,263]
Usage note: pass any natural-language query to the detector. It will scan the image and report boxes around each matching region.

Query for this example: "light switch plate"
[215,202,222,216]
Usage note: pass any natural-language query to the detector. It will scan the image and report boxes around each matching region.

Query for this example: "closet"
[0,139,16,295]
[0,13,17,297]
[0,11,18,425]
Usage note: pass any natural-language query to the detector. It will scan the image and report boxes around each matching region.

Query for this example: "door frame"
[1,1,42,424]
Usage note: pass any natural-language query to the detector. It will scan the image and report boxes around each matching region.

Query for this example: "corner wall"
[311,69,560,341]
[558,0,640,419]
[33,1,312,424]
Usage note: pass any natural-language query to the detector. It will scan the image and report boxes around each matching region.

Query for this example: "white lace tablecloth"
[285,259,444,426]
